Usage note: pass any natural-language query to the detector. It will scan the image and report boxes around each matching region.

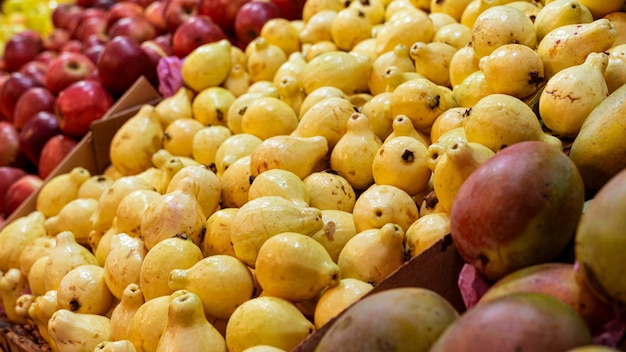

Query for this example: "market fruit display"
[1,0,626,351]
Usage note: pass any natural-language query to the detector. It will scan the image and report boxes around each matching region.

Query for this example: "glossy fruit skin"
[450,141,585,282]
[55,80,113,138]
[97,35,156,96]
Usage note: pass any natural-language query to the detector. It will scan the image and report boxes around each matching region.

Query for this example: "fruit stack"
[2,0,626,351]
[0,0,304,225]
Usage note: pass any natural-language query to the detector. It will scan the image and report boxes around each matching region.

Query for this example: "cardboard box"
[3,77,162,227]
[0,76,467,352]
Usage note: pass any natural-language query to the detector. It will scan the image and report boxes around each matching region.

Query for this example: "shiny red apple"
[97,35,156,96]
[4,174,43,216]
[2,30,44,72]
[0,72,43,122]
[172,14,227,57]
[270,0,306,20]
[108,15,158,43]
[0,121,19,167]
[106,1,145,27]
[234,0,281,48]
[18,60,49,86]
[52,4,84,31]
[38,134,79,180]
[197,0,250,36]
[163,0,200,33]
[18,111,61,165]
[142,34,173,66]
[144,0,168,33]
[56,79,113,138]
[60,39,84,53]
[13,86,56,129]
[0,166,27,216]
[45,51,97,94]
[72,9,108,42]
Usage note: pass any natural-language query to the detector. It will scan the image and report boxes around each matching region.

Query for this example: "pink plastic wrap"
[157,56,184,98]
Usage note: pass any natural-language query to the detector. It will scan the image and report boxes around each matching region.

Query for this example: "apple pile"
[0,0,305,224]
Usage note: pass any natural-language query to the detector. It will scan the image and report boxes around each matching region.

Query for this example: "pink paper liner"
[157,56,184,98]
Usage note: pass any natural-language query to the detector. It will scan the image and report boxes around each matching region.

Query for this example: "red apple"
[269,0,305,20]
[0,121,19,167]
[72,11,108,43]
[142,34,173,66]
[13,87,56,129]
[4,174,43,216]
[0,166,26,215]
[18,111,62,165]
[132,0,157,7]
[197,0,250,36]
[45,51,97,94]
[55,80,113,138]
[108,15,158,43]
[60,39,84,53]
[234,0,281,48]
[43,28,72,52]
[144,0,168,33]
[52,4,84,31]
[94,0,116,9]
[0,72,43,122]
[97,35,156,96]
[38,134,78,180]
[33,50,58,65]
[82,43,106,65]
[172,14,226,57]
[163,0,200,33]
[2,30,44,72]
[18,60,49,85]
[106,1,145,28]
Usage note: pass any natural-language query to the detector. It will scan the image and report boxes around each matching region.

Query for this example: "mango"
[314,287,459,352]
[450,141,585,282]
[477,262,615,334]
[575,167,626,308]
[431,292,592,351]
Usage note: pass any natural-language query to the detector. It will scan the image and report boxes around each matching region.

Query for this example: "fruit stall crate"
[0,76,469,352]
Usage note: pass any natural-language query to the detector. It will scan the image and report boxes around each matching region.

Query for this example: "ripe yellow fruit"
[241,96,299,140]
[230,196,323,267]
[219,155,253,208]
[375,8,435,56]
[139,234,204,301]
[162,118,205,158]
[255,232,340,302]
[372,136,432,196]
[311,209,358,262]
[533,0,593,41]
[405,212,451,258]
[249,135,329,179]
[225,296,315,352]
[44,197,98,245]
[480,43,545,99]
[471,5,537,59]
[331,7,373,51]
[214,133,263,176]
[352,184,420,232]
[192,86,235,126]
[432,22,473,49]
[313,278,374,329]
[260,18,300,56]
[539,52,610,137]
[301,51,372,95]
[192,125,232,168]
[293,96,355,149]
[182,39,232,92]
[248,169,310,207]
[246,37,287,83]
[36,166,90,218]
[390,77,456,130]
[464,93,563,152]
[338,223,406,285]
[57,264,114,315]
[410,41,457,87]
[299,10,337,44]
[202,208,238,257]
[169,255,255,319]
[303,171,357,212]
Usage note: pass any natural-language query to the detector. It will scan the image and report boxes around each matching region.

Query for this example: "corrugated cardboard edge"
[293,234,466,352]
[3,76,162,227]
